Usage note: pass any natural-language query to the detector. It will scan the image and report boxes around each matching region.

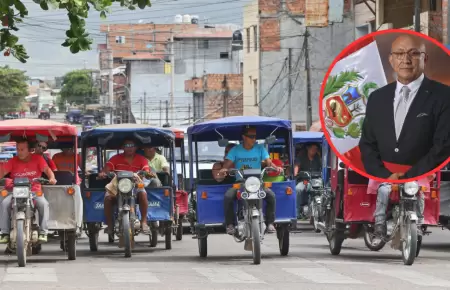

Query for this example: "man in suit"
[359,33,450,181]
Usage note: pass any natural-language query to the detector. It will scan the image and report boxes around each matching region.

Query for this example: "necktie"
[394,86,410,140]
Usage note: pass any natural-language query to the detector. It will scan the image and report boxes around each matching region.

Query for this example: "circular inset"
[319,29,450,183]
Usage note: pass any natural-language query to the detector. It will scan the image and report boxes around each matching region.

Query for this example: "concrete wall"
[259,15,355,126]
[243,0,260,116]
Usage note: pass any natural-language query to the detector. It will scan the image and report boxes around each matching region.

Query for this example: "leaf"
[347,122,360,138]
[324,70,363,97]
[332,127,346,139]
[40,1,48,10]
[69,42,80,53]
[100,11,106,19]
[362,82,378,98]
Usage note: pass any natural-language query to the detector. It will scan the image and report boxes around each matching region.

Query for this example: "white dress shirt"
[393,73,424,139]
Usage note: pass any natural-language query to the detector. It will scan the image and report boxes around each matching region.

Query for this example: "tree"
[60,69,99,106]
[0,0,152,63]
[0,66,28,115]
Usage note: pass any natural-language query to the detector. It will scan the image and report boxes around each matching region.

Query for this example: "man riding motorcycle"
[294,143,321,218]
[99,139,151,234]
[371,174,435,236]
[0,138,57,243]
[218,126,282,235]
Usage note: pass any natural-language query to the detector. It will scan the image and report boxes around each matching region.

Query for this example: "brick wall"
[286,0,351,16]
[429,11,443,42]
[443,0,448,44]
[184,78,203,93]
[260,19,281,51]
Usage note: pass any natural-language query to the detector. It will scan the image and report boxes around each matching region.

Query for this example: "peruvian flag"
[321,38,388,172]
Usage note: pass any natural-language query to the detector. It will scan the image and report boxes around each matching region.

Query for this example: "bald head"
[389,34,427,84]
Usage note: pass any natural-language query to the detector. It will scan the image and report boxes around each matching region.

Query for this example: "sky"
[3,0,248,78]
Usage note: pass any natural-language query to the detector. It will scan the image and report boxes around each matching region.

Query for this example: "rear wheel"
[165,225,172,250]
[16,220,26,267]
[66,233,76,260]
[364,227,386,251]
[277,225,290,256]
[175,220,183,241]
[198,235,207,258]
[326,206,344,255]
[150,229,158,247]
[89,230,99,252]
[251,218,261,265]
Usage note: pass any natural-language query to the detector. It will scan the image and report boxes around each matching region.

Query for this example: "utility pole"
[188,104,191,125]
[108,50,114,124]
[170,29,175,125]
[414,0,421,32]
[304,29,312,130]
[287,48,292,121]
[165,100,169,126]
[222,75,228,117]
[143,92,147,124]
[159,100,162,126]
[84,70,93,112]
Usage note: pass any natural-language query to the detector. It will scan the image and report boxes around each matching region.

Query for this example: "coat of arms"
[323,70,379,139]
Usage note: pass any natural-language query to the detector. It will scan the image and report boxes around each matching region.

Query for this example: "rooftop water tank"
[182,14,191,23]
[174,14,182,23]
[191,15,199,24]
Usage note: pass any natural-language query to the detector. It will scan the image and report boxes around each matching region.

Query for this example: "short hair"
[16,137,30,149]
[242,125,256,135]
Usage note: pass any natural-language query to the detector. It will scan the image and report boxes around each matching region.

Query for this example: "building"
[242,0,355,130]
[99,19,242,125]
[185,73,243,122]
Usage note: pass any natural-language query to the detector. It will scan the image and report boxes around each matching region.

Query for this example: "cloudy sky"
[3,0,248,78]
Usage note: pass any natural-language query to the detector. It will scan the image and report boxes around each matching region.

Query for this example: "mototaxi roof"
[80,123,176,149]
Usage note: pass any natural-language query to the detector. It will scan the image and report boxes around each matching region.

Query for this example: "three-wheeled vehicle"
[438,163,450,230]
[188,116,296,264]
[81,124,178,257]
[66,109,82,124]
[38,109,50,120]
[323,150,440,265]
[82,115,96,131]
[0,119,82,266]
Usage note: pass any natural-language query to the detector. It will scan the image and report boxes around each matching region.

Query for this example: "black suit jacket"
[359,77,450,179]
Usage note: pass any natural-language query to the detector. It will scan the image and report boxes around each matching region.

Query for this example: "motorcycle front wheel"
[122,212,132,258]
[16,220,27,267]
[310,200,321,233]
[251,217,261,265]
[401,217,418,266]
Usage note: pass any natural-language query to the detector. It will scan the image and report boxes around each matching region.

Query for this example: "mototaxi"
[82,115,96,131]
[323,150,440,265]
[81,124,178,254]
[187,116,296,263]
[437,163,450,230]
[0,119,83,261]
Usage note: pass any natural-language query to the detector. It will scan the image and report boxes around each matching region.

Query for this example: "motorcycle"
[1,177,49,267]
[363,182,422,265]
[228,167,277,265]
[297,171,325,233]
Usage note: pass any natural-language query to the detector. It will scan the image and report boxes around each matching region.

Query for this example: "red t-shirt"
[3,154,48,192]
[41,153,57,171]
[106,153,149,172]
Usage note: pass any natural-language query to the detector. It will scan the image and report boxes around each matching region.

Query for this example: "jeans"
[0,194,49,235]
[295,182,312,215]
[374,183,424,225]
[223,187,276,225]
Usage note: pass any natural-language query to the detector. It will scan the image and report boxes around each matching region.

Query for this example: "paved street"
[1,225,450,289]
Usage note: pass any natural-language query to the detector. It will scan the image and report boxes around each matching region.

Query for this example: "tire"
[67,233,76,260]
[251,217,261,265]
[16,220,26,267]
[326,206,344,255]
[150,229,158,247]
[175,220,183,241]
[108,233,114,243]
[364,229,386,251]
[416,235,422,257]
[122,213,132,258]
[198,235,207,258]
[310,201,321,233]
[277,225,290,256]
[402,219,418,266]
[88,230,99,252]
[165,225,172,250]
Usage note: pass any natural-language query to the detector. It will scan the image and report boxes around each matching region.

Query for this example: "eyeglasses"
[123,143,136,148]
[390,50,425,60]
[244,134,257,139]
[38,144,47,150]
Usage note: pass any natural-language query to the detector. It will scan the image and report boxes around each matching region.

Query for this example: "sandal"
[141,223,151,235]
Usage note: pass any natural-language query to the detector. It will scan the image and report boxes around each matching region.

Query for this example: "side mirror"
[218,139,229,147]
[339,161,345,168]
[265,135,276,144]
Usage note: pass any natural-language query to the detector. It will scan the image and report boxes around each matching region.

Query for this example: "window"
[429,0,437,11]
[199,39,209,49]
[246,28,250,53]
[220,52,229,59]
[115,36,126,44]
[253,26,258,51]
[253,79,258,105]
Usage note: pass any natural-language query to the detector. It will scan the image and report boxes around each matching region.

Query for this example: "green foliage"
[324,70,362,97]
[362,82,378,99]
[60,69,99,105]
[0,65,28,114]
[0,0,152,62]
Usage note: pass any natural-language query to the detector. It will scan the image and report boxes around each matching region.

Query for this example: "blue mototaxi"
[80,124,178,251]
[187,116,296,257]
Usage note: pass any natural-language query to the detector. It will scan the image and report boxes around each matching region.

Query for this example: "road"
[1,224,450,289]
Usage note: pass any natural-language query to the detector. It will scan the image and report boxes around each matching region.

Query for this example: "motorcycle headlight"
[118,178,134,193]
[311,178,323,188]
[13,187,29,198]
[404,181,419,196]
[244,177,261,193]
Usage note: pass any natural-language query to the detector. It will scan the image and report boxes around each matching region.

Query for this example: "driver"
[295,143,321,218]
[0,138,57,243]
[99,139,151,234]
[218,126,282,235]
[371,174,435,236]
